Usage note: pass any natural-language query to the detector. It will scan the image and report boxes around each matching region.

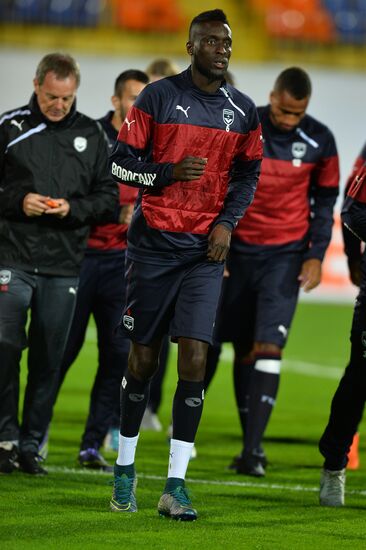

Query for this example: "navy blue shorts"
[215,250,303,349]
[119,257,224,345]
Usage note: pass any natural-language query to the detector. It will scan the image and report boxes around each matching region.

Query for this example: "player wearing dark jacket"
[319,146,366,507]
[0,53,118,476]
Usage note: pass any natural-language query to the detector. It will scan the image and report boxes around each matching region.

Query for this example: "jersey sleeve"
[109,89,174,189]
[304,129,339,261]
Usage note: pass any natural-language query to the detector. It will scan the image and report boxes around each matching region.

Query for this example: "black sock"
[233,358,255,446]
[244,355,280,453]
[172,379,204,442]
[120,370,150,437]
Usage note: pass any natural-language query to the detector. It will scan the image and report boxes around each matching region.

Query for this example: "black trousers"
[319,287,366,470]
[0,267,77,453]
[57,252,130,450]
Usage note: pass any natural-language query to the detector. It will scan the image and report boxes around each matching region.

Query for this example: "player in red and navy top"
[204,67,340,477]
[319,146,366,506]
[48,70,149,470]
[108,9,262,519]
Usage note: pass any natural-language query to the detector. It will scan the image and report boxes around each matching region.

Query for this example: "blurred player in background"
[46,69,149,471]
[319,144,366,506]
[205,67,339,477]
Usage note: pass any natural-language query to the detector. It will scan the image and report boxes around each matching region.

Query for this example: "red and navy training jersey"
[109,68,262,263]
[232,105,339,261]
[86,111,138,252]
[341,144,366,248]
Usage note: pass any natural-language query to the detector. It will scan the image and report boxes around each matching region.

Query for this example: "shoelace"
[326,473,344,497]
[169,486,192,507]
[113,474,134,503]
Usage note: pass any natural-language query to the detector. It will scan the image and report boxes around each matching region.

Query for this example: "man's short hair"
[114,69,149,97]
[35,53,81,87]
[274,67,312,100]
[145,58,180,80]
[189,9,229,39]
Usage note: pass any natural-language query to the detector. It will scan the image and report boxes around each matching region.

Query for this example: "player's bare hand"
[23,193,50,217]
[172,156,207,181]
[119,204,134,225]
[44,197,70,218]
[298,258,322,292]
[207,224,231,262]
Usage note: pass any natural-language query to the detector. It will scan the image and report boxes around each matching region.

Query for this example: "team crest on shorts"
[123,314,134,331]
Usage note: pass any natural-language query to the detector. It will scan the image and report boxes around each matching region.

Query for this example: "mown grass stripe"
[47,466,366,497]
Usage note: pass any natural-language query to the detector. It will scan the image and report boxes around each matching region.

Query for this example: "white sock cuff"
[170,438,194,449]
[116,433,139,466]
[255,359,281,374]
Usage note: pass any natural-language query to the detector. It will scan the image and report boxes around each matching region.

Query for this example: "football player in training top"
[319,144,366,507]
[108,9,263,519]
[50,70,149,470]
[204,67,339,477]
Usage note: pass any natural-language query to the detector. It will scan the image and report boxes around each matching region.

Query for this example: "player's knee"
[179,348,207,380]
[128,346,159,381]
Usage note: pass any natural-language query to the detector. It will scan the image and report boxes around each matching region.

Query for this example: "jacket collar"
[28,93,78,127]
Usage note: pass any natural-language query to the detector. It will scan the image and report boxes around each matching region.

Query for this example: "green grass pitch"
[1,302,365,549]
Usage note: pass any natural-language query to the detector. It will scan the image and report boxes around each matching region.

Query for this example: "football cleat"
[78,448,113,472]
[0,444,19,474]
[110,471,137,512]
[230,451,266,477]
[158,485,197,521]
[18,452,47,475]
[320,468,345,507]
[229,447,267,471]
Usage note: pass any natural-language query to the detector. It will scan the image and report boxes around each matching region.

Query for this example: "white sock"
[116,433,139,466]
[168,438,194,479]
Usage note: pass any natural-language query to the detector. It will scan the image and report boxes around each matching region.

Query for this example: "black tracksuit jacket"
[0,94,118,276]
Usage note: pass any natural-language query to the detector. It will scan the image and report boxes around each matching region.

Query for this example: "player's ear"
[186,41,193,56]
[111,95,119,109]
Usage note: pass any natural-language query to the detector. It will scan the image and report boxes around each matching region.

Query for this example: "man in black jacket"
[0,52,118,475]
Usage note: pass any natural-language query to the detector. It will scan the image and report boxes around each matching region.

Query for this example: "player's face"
[113,79,147,122]
[34,71,77,122]
[269,90,309,132]
[188,21,232,81]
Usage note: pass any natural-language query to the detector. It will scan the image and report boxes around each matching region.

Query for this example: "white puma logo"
[176,105,190,118]
[125,118,136,131]
[11,119,24,131]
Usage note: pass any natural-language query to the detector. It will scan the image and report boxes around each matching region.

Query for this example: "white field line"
[47,466,366,497]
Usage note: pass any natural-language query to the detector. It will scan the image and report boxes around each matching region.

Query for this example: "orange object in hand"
[45,199,60,208]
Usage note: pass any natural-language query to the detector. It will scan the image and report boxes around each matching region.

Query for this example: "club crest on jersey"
[0,270,11,284]
[123,314,134,331]
[74,137,87,152]
[223,109,234,132]
[292,142,307,159]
